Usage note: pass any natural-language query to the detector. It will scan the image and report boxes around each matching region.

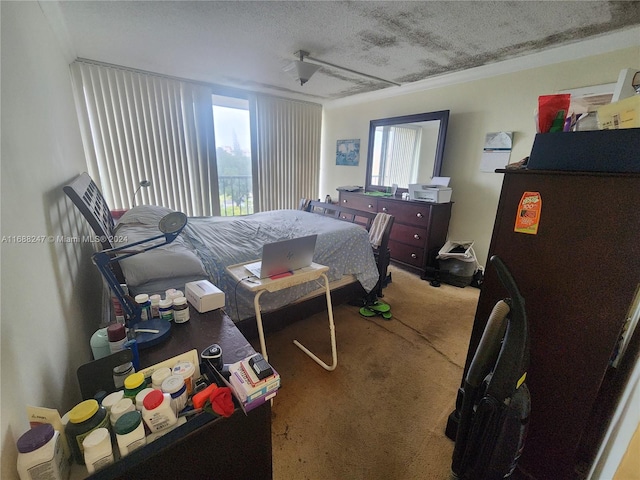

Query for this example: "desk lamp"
[131,179,151,207]
[92,212,188,344]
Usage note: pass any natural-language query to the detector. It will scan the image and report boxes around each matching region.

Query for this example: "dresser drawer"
[389,239,424,268]
[340,192,378,213]
[390,223,428,248]
[378,199,430,227]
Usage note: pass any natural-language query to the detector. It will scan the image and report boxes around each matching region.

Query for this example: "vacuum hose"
[466,300,510,388]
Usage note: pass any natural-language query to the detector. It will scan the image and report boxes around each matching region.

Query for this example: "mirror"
[365,110,449,192]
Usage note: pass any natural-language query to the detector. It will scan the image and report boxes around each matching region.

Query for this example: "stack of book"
[228,355,280,411]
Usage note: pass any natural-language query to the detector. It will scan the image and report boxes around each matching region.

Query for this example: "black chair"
[302,199,394,298]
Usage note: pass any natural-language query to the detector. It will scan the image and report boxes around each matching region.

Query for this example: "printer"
[408,177,452,203]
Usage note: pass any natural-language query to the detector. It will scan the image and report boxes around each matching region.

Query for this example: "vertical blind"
[70,61,219,216]
[383,125,421,186]
[254,95,321,211]
[71,60,323,216]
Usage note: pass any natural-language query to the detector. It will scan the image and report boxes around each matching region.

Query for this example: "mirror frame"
[365,110,450,193]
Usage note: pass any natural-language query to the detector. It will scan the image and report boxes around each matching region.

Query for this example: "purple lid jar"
[17,423,54,453]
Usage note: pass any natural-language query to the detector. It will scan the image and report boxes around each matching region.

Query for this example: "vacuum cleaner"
[450,255,530,479]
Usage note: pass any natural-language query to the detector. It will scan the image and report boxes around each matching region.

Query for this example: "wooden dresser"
[456,169,640,480]
[338,191,452,277]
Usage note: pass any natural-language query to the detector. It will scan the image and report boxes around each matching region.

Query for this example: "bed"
[64,173,384,328]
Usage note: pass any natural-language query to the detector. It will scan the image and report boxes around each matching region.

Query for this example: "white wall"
[1,2,102,477]
[320,46,640,267]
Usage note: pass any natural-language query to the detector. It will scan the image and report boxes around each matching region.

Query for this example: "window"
[212,95,254,216]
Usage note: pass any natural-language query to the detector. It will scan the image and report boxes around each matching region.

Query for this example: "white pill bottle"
[17,423,68,480]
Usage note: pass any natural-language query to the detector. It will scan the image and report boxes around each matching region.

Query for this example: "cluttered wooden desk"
[78,308,272,480]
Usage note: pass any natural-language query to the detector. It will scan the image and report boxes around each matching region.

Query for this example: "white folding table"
[226,262,338,371]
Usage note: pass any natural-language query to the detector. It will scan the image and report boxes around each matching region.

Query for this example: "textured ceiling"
[57,1,640,103]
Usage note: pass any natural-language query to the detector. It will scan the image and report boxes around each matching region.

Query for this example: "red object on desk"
[269,271,293,280]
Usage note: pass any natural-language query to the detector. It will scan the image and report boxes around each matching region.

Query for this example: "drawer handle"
[411,253,417,259]
[382,207,388,212]
[413,234,421,240]
[368,204,373,209]
[416,212,423,218]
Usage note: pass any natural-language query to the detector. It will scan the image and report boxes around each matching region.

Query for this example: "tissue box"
[185,280,225,313]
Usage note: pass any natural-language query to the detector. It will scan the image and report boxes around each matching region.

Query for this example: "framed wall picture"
[336,139,360,166]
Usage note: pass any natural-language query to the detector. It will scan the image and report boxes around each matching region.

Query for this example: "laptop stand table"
[226,262,338,371]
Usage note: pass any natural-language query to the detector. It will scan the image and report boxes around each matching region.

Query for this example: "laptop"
[244,234,317,279]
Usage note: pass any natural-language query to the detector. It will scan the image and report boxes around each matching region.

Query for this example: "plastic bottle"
[110,397,135,427]
[167,289,183,301]
[134,387,155,411]
[16,423,68,480]
[90,327,110,360]
[161,375,188,415]
[101,390,124,415]
[113,362,134,389]
[65,399,110,465]
[123,371,147,400]
[172,297,190,324]
[172,361,196,396]
[159,298,174,322]
[150,294,161,318]
[151,367,172,390]
[107,323,127,354]
[142,389,178,433]
[114,410,146,457]
[111,284,129,322]
[82,427,114,474]
[135,294,151,321]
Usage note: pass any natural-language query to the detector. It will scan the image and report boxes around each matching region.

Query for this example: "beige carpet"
[254,266,480,480]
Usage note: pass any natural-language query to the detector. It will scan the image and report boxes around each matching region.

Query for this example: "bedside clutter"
[62,310,272,479]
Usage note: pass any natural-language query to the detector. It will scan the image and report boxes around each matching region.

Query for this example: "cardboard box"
[597,95,640,129]
[185,280,225,313]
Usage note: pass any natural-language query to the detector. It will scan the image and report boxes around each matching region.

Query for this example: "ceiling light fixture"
[283,51,322,86]
[284,50,401,87]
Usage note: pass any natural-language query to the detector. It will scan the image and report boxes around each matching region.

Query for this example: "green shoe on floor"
[359,304,392,320]
[367,301,390,313]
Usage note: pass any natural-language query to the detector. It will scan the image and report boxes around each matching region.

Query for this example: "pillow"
[115,205,176,229]
[113,208,207,288]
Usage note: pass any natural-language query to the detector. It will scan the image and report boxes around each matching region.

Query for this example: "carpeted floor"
[253,265,480,480]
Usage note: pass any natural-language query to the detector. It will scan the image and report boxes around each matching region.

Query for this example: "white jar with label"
[142,389,178,432]
[135,293,152,321]
[82,427,114,474]
[172,361,196,396]
[135,387,155,411]
[17,423,68,480]
[151,366,172,390]
[110,397,135,426]
[114,410,146,457]
[161,375,188,415]
[102,390,124,415]
[149,294,161,318]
